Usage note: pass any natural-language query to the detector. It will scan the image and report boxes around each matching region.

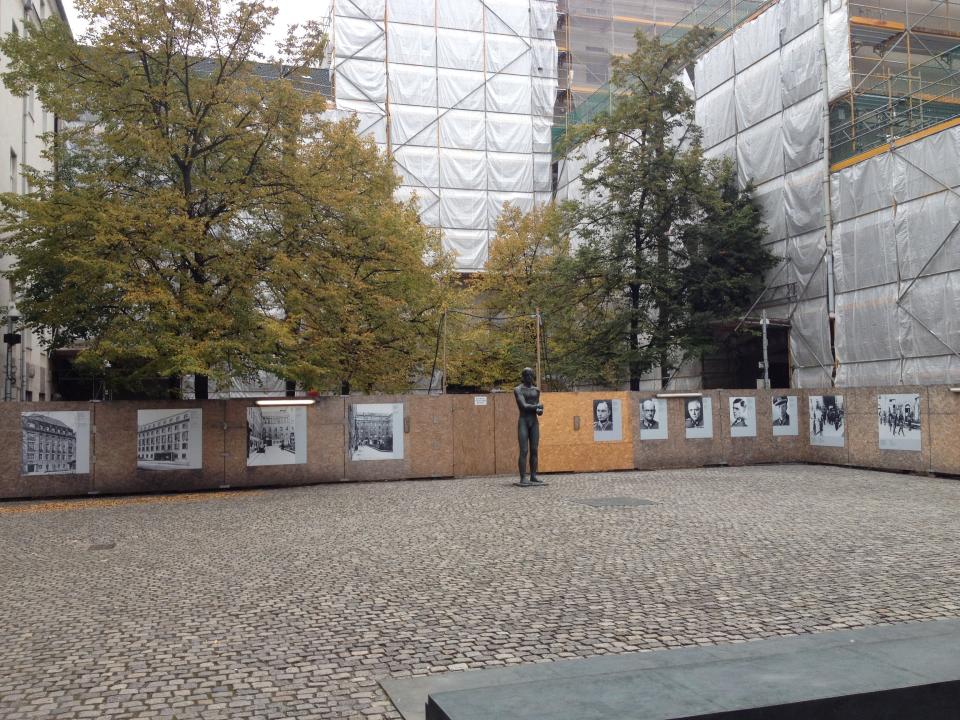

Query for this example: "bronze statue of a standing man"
[514,367,544,486]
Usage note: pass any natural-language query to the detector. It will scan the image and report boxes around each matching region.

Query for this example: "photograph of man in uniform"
[731,398,748,427]
[685,399,704,428]
[685,397,713,439]
[641,400,659,430]
[593,400,613,431]
[772,395,799,436]
[773,396,790,426]
[729,396,756,438]
[639,398,668,441]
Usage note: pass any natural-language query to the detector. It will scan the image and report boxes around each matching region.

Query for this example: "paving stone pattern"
[2,465,960,720]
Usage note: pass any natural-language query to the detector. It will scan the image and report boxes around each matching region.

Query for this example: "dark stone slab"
[380,621,960,720]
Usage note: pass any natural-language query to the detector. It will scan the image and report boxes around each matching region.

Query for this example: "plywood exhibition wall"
[0,387,956,500]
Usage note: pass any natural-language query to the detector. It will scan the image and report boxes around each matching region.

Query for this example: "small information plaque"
[474,396,488,406]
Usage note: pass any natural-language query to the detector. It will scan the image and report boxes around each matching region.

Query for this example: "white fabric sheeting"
[694,36,734,97]
[438,109,484,149]
[737,114,785,186]
[696,80,735,149]
[334,16,385,60]
[437,29,484,71]
[781,28,821,106]
[893,127,960,203]
[386,0,434,25]
[532,39,558,78]
[438,0,482,31]
[486,113,533,153]
[733,4,781,72]
[782,93,823,172]
[355,112,388,144]
[832,208,897,293]
[835,358,902,386]
[487,192,534,225]
[532,78,556,115]
[391,104,438,146]
[443,229,488,269]
[486,74,532,114]
[752,177,786,243]
[899,274,960,359]
[895,191,960,279]
[334,0,385,20]
[902,355,960,385]
[393,145,439,187]
[532,116,552,153]
[440,189,486,229]
[784,163,825,236]
[787,228,828,297]
[484,0,531,37]
[335,59,387,103]
[486,35,531,75]
[704,136,736,162]
[531,0,557,39]
[533,153,552,191]
[780,0,818,43]
[488,152,534,191]
[387,23,436,66]
[437,69,485,110]
[439,149,486,189]
[790,297,832,375]
[834,285,902,364]
[388,63,437,106]
[824,0,851,101]
[735,52,782,130]
[830,152,895,222]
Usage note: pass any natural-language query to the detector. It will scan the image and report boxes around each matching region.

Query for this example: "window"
[9,149,17,193]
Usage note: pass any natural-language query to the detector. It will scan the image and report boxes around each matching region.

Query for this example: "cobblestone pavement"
[3,465,960,719]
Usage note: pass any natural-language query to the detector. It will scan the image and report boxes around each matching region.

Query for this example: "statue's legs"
[528,420,540,483]
[518,417,531,483]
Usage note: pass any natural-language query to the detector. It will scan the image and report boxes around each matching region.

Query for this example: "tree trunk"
[195,374,208,400]
[629,281,641,391]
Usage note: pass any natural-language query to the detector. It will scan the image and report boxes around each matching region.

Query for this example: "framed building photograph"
[772,395,799,436]
[639,397,668,440]
[137,409,203,470]
[247,406,307,466]
[877,394,921,452]
[21,411,91,476]
[684,397,713,439]
[349,403,404,461]
[809,395,844,447]
[728,396,757,438]
[592,398,622,442]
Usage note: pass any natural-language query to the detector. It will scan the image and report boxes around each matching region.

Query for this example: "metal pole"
[442,310,447,395]
[535,308,542,389]
[762,310,771,390]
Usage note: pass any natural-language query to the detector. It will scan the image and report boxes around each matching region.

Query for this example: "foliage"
[560,30,776,389]
[0,0,450,394]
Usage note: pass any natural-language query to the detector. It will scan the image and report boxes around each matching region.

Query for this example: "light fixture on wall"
[254,398,316,406]
[656,392,703,399]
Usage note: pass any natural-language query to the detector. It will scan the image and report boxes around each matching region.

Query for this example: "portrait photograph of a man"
[772,396,799,436]
[592,399,623,442]
[685,397,713,439]
[639,398,668,440]
[728,396,756,438]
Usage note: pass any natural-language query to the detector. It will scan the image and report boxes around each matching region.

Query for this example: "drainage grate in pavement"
[573,497,658,508]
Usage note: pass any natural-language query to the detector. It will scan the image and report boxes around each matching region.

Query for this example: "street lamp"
[3,313,21,402]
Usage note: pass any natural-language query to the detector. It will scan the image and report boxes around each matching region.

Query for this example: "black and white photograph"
[772,395,799,436]
[728,396,756,438]
[247,407,307,466]
[21,411,91,476]
[878,394,922,452]
[685,397,713,439]
[639,397,668,440]
[593,398,623,442]
[809,395,844,447]
[349,403,404,461]
[137,409,203,470]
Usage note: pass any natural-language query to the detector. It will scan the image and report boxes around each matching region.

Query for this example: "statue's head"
[521,367,535,384]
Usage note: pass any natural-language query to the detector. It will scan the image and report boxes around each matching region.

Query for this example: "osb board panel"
[221,400,345,489]
[452,395,497,478]
[408,396,454,479]
[928,388,960,475]
[845,386,929,473]
[0,402,94,499]
[537,393,634,473]
[798,390,851,467]
[721,390,805,467]
[343,395,410,482]
[494,392,520,477]
[633,392,728,470]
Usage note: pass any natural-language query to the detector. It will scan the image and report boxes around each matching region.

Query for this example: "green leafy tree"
[562,30,775,389]
[0,0,450,396]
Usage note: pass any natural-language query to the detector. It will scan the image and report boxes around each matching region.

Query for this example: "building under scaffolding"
[559,0,960,388]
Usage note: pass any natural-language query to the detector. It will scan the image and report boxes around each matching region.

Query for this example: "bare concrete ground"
[2,465,959,719]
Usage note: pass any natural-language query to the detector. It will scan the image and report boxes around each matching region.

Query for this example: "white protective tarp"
[335,0,385,20]
[355,111,388,144]
[335,59,387,103]
[393,146,439,187]
[735,52,782,130]
[437,29,484,71]
[532,39,558,78]
[486,113,533,153]
[790,297,833,383]
[439,149,486,189]
[895,190,960,279]
[696,80,736,149]
[395,186,440,226]
[832,208,897,293]
[388,63,437,106]
[784,163,825,236]
[439,109,484,149]
[387,23,436,66]
[781,27,821,106]
[486,74,532,113]
[531,0,557,39]
[438,0,482,30]
[440,189,486,229]
[902,355,960,385]
[824,0,852,101]
[780,0,818,43]
[830,152,895,222]
[387,0,434,25]
[391,105,438,146]
[443,229,488,269]
[532,78,555,115]
[694,36,734,97]
[782,93,823,172]
[488,152,534,191]
[738,114,785,186]
[834,284,903,367]
[438,69,485,110]
[532,116,552,153]
[334,15,385,60]
[892,127,960,203]
[704,136,736,162]
[486,35,531,75]
[787,228,828,297]
[487,192,534,225]
[899,274,960,360]
[733,4,780,72]
[533,153,552,190]
[485,0,531,36]
[753,177,786,244]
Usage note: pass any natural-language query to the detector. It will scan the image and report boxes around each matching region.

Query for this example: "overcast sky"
[62,1,332,52]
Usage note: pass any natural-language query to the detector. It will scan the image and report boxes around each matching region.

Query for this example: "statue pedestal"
[513,482,549,488]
